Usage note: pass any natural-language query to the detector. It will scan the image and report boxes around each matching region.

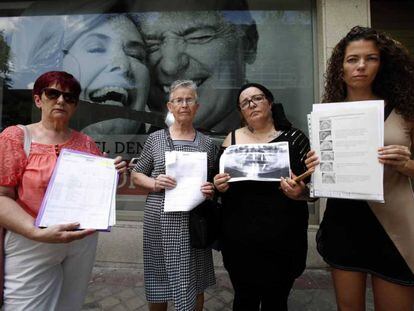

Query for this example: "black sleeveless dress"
[219,128,310,287]
[317,199,414,285]
[317,105,414,286]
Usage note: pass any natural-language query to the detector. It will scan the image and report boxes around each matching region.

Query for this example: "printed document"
[36,149,118,230]
[164,151,207,212]
[308,100,384,201]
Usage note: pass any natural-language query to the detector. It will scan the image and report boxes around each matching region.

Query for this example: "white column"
[314,0,370,221]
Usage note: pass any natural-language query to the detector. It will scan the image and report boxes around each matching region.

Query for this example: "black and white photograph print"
[320,162,333,172]
[219,142,290,182]
[319,119,332,131]
[322,173,336,184]
[321,151,334,161]
[320,140,333,151]
[319,130,332,141]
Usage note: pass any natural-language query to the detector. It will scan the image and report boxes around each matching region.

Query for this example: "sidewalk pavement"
[82,267,374,311]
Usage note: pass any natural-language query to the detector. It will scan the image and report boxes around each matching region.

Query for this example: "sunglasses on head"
[42,88,78,104]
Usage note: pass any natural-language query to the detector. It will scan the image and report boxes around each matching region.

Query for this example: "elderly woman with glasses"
[0,71,126,310]
[213,83,311,311]
[131,80,216,311]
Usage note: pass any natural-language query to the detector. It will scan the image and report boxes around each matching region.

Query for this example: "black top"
[218,128,310,283]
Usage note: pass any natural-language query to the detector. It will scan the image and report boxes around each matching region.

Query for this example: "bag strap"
[16,125,32,157]
[231,130,236,145]
[164,128,175,151]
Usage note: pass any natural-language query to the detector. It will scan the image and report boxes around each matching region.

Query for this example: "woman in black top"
[214,83,311,310]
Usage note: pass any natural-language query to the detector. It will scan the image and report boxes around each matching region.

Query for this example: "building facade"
[0,0,412,267]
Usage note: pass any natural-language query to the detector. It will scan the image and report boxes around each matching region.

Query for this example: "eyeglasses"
[42,88,78,104]
[170,97,197,106]
[239,94,266,110]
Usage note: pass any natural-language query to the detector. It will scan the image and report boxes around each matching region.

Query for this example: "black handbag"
[189,199,221,249]
[164,128,220,249]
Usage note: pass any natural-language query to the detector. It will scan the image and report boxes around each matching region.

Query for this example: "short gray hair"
[169,80,198,101]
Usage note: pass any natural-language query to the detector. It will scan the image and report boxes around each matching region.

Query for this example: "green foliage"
[0,30,10,74]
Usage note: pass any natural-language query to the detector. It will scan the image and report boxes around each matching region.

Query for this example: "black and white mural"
[0,0,314,200]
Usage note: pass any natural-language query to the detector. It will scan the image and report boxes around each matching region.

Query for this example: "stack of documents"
[307,100,384,202]
[36,149,118,230]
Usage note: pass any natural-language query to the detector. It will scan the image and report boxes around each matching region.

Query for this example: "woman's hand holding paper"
[305,150,320,172]
[154,174,177,192]
[213,173,231,193]
[201,182,215,199]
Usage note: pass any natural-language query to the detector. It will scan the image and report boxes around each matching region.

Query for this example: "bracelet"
[153,178,157,192]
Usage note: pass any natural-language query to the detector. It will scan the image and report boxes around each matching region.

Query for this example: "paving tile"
[294,275,316,289]
[305,270,333,289]
[214,288,233,304]
[82,268,374,311]
[125,296,146,309]
[289,289,336,311]
[99,296,121,309]
[94,287,113,300]
[83,294,96,304]
[82,302,101,311]
[204,291,212,301]
[117,288,137,300]
[110,304,128,311]
[204,296,229,311]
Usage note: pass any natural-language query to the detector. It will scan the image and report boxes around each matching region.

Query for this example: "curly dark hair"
[323,26,414,120]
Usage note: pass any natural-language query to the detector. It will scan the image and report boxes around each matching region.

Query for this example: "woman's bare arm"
[0,186,95,243]
[131,172,176,192]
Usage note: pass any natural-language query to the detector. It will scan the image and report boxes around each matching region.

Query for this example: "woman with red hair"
[0,71,126,310]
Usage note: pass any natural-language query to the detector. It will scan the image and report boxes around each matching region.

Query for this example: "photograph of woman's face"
[62,15,150,136]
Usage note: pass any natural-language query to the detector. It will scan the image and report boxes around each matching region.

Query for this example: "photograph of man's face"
[138,10,257,133]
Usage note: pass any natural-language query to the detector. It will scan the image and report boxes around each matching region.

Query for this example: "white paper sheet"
[164,151,207,212]
[219,142,291,182]
[36,149,118,230]
[308,100,384,202]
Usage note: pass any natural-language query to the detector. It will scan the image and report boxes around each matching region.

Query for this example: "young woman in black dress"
[306,26,414,310]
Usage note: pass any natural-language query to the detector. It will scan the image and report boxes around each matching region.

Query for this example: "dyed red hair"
[32,71,81,100]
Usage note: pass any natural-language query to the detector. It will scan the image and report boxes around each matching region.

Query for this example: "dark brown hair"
[236,82,292,130]
[323,26,414,120]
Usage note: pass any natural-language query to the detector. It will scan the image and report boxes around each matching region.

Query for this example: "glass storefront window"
[0,0,317,221]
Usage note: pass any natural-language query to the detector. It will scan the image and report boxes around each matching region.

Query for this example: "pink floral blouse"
[0,126,101,217]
